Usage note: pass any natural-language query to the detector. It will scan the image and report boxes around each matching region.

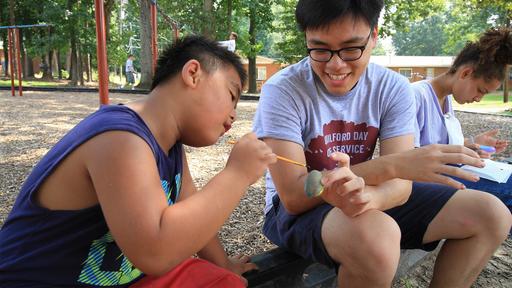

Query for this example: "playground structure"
[2,0,179,105]
[0,24,51,97]
[94,0,180,105]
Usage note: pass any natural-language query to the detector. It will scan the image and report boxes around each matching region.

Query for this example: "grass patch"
[0,79,66,87]
[452,92,512,113]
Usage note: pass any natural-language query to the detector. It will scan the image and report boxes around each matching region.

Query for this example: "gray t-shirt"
[412,80,454,146]
[253,58,416,213]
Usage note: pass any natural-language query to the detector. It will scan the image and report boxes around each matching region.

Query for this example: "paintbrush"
[227,139,323,198]
[227,140,309,168]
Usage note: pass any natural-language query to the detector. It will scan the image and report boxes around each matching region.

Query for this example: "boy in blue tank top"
[253,0,511,287]
[0,36,276,287]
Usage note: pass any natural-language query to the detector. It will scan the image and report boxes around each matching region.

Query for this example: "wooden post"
[15,28,23,96]
[94,0,109,105]
[504,65,509,103]
[150,1,158,74]
[7,28,15,97]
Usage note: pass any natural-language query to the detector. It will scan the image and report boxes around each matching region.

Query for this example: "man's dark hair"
[151,35,246,91]
[295,0,383,32]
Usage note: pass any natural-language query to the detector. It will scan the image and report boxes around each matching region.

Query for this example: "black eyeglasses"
[307,31,372,62]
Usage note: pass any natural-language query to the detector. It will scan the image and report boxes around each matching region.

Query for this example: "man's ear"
[181,59,202,88]
[370,26,379,49]
[459,66,474,80]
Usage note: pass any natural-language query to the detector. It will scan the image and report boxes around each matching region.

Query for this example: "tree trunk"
[137,0,153,89]
[104,0,115,42]
[67,0,78,85]
[85,53,91,82]
[77,45,84,86]
[248,7,257,93]
[19,29,26,78]
[227,0,233,33]
[56,50,63,79]
[2,37,8,76]
[9,0,17,77]
[23,29,35,78]
[504,65,509,103]
[48,50,53,79]
[202,0,214,38]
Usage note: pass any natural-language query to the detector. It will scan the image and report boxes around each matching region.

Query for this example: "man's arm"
[351,135,414,211]
[264,138,325,215]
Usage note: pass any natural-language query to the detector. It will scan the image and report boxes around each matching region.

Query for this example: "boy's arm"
[179,152,256,274]
[86,132,273,276]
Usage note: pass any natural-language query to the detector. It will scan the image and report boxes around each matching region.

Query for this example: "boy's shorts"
[130,258,245,288]
[262,182,457,268]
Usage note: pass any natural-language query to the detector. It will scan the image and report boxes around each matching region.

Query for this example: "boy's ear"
[181,59,202,88]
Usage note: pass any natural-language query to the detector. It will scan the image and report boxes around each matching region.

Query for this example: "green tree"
[271,0,305,64]
[381,0,446,36]
[236,0,275,93]
[392,15,448,56]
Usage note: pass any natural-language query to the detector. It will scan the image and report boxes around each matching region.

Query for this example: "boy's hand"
[226,254,257,275]
[225,133,276,186]
[320,152,370,217]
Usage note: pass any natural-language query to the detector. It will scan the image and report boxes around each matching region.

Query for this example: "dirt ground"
[0,90,510,287]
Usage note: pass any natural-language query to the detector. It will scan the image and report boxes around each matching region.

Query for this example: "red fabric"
[130,258,246,288]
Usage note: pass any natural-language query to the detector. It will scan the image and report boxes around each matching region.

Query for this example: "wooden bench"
[243,247,336,287]
[243,247,436,287]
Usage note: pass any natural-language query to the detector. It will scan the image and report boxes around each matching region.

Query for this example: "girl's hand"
[474,129,509,154]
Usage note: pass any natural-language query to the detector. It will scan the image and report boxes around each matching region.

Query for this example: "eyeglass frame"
[306,30,373,62]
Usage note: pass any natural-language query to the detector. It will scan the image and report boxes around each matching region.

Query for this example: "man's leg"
[263,195,401,288]
[322,209,401,288]
[423,189,511,287]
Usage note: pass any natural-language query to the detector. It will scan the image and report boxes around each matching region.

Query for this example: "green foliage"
[392,14,449,56]
[271,0,305,64]
[5,0,508,85]
[381,0,446,36]
[371,41,387,56]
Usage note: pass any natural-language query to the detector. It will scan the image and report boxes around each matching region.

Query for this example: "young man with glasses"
[253,0,511,286]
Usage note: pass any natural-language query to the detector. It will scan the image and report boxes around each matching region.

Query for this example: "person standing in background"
[218,32,238,52]
[125,54,136,90]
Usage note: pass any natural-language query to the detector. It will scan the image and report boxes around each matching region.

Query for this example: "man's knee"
[328,211,401,277]
[474,191,512,241]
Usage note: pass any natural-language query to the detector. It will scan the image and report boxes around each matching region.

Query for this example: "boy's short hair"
[151,36,247,91]
[295,0,383,32]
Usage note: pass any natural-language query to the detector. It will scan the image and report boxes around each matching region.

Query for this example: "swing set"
[0,24,51,97]
[3,1,179,105]
[94,0,180,105]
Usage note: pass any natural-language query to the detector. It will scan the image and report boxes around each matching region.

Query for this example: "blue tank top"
[0,105,183,287]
